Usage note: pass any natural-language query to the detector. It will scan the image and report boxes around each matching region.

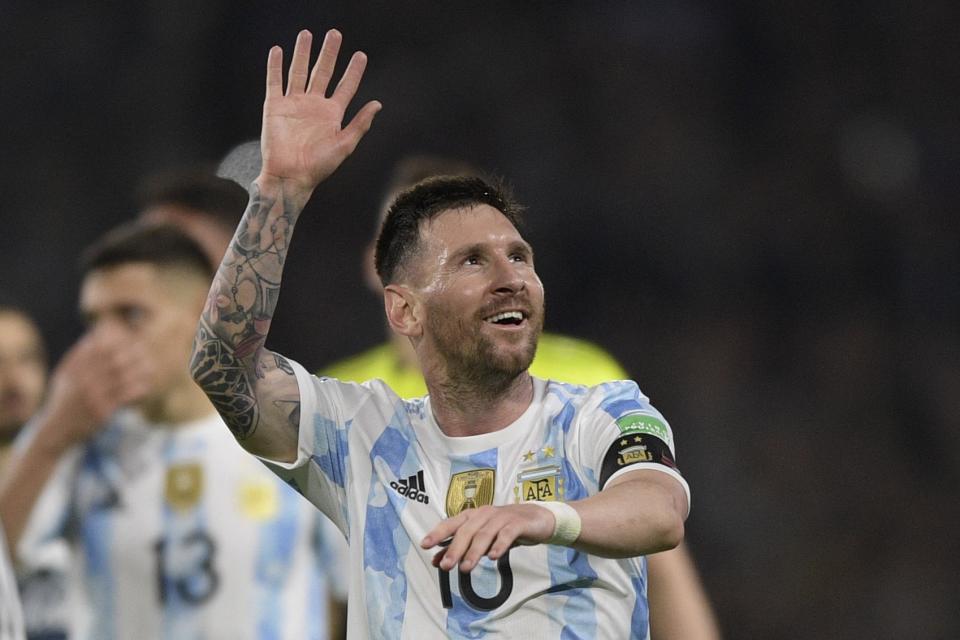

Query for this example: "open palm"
[260,29,381,191]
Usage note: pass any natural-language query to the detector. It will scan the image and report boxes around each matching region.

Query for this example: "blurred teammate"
[0,305,46,470]
[134,166,349,638]
[192,29,690,637]
[0,224,339,639]
[136,167,249,267]
[321,156,721,639]
[0,305,70,640]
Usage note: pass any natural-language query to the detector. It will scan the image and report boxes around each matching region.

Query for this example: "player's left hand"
[421,504,556,573]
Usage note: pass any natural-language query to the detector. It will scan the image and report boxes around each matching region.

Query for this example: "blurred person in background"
[0,224,342,639]
[0,304,47,470]
[0,303,70,640]
[0,515,25,640]
[136,167,250,267]
[134,166,349,639]
[216,146,720,639]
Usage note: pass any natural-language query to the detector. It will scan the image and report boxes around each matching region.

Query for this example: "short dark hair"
[374,175,525,286]
[383,155,484,199]
[136,168,248,231]
[80,222,214,279]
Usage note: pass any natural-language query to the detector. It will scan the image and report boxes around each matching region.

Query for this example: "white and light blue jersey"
[16,411,345,640]
[0,516,25,640]
[267,361,690,640]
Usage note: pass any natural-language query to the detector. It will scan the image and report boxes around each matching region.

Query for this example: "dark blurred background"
[2,2,958,638]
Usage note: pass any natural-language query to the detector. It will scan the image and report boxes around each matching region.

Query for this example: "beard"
[424,297,543,393]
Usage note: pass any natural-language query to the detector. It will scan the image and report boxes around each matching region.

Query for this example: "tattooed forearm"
[190,180,305,441]
[191,321,260,438]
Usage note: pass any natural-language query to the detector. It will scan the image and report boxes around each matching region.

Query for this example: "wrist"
[254,172,316,205]
[531,500,582,546]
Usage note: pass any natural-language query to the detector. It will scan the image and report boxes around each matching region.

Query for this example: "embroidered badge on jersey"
[598,433,677,488]
[238,476,279,520]
[615,412,674,449]
[164,463,203,512]
[445,469,495,516]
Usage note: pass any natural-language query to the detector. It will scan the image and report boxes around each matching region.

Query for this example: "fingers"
[265,46,283,100]
[423,507,524,573]
[339,100,383,156]
[331,50,368,109]
[307,29,343,95]
[286,30,313,96]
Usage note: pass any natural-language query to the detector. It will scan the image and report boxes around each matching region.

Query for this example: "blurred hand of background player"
[259,29,381,194]
[39,329,154,451]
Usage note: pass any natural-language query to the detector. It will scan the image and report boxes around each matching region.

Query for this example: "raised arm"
[190,29,381,461]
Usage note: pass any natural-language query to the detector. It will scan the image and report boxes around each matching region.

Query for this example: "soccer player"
[0,304,70,640]
[0,305,46,470]
[136,168,250,267]
[191,29,690,638]
[0,224,340,639]
[134,166,350,638]
[321,155,720,640]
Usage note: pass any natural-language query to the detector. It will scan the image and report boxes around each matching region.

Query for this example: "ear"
[383,285,422,337]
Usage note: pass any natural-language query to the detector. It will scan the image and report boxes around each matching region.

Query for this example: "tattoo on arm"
[190,183,302,440]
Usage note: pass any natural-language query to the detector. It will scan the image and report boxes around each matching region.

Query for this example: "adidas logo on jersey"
[390,470,430,504]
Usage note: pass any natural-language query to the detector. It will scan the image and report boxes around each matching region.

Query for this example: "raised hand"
[259,29,382,193]
[41,329,155,451]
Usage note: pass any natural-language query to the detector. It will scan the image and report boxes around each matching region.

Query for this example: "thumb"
[339,100,382,157]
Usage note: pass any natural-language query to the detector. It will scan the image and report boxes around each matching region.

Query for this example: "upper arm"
[191,316,300,460]
[576,381,691,513]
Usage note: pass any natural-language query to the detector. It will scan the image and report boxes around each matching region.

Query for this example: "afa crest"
[514,464,562,503]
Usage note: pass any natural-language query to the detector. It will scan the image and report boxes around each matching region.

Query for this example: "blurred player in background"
[0,304,46,470]
[0,515,24,640]
[0,303,70,640]
[218,145,720,638]
[136,167,249,267]
[134,167,349,638]
[0,224,341,639]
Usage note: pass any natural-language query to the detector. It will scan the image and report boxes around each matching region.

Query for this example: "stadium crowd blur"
[1,3,956,638]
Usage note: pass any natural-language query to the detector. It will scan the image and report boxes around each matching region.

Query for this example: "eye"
[464,255,481,266]
[120,306,147,327]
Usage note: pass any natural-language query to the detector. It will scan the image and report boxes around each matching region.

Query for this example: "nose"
[491,255,526,295]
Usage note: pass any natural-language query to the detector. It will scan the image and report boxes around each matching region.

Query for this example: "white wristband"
[532,500,582,546]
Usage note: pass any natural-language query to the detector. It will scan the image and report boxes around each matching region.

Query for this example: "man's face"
[80,263,207,405]
[0,311,46,437]
[411,204,545,382]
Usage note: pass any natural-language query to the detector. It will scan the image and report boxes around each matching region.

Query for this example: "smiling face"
[402,204,545,385]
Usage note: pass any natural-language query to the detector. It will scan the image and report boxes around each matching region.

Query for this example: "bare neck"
[140,376,216,426]
[426,370,534,438]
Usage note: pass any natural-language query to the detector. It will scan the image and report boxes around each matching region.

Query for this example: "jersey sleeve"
[258,357,397,538]
[10,420,82,568]
[576,381,691,515]
[313,514,349,603]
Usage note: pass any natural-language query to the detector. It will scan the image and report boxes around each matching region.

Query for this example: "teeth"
[486,311,524,323]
